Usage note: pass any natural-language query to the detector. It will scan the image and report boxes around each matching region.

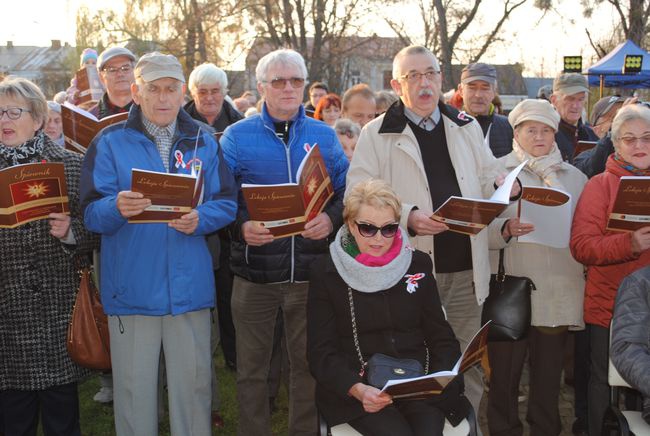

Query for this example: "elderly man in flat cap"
[88,46,138,120]
[458,62,513,158]
[550,73,598,163]
[80,52,237,436]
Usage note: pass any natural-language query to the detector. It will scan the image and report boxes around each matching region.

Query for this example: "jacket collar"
[125,103,202,140]
[378,99,474,134]
[260,102,306,131]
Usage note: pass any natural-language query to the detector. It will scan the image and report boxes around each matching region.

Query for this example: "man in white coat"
[347,45,505,416]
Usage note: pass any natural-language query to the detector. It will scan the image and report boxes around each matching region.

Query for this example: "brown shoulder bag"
[66,268,111,370]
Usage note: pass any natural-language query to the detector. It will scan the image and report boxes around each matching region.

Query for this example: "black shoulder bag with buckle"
[481,249,535,341]
[347,287,428,389]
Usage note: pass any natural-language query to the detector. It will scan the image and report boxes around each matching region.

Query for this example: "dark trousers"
[215,234,236,365]
[587,324,610,436]
[487,327,568,436]
[573,328,590,426]
[349,400,446,436]
[0,382,80,436]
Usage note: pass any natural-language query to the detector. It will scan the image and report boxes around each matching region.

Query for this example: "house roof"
[0,45,73,77]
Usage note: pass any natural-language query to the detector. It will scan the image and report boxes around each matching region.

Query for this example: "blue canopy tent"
[587,40,650,95]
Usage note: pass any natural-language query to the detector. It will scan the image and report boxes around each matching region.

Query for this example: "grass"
[77,349,289,435]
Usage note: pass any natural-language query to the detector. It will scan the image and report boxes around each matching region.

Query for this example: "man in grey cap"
[80,51,237,436]
[458,62,513,157]
[550,72,598,163]
[89,46,137,120]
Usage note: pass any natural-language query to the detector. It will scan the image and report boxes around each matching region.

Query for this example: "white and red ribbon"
[404,273,425,294]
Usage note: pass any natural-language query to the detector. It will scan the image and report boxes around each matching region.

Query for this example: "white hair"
[188,63,228,91]
[392,45,440,80]
[612,104,650,143]
[255,49,308,83]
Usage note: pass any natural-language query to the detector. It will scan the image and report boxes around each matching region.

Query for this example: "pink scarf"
[355,231,403,267]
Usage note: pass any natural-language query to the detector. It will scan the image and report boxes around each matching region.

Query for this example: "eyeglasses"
[102,64,133,74]
[355,221,400,238]
[617,135,650,147]
[399,70,440,83]
[264,77,306,89]
[0,107,31,120]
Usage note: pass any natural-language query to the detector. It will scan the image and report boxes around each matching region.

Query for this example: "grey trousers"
[108,310,212,436]
[232,276,317,436]
[435,270,484,417]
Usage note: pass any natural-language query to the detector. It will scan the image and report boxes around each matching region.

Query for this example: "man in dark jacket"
[89,47,137,120]
[221,48,349,436]
[184,63,243,133]
[551,73,598,163]
[459,62,513,158]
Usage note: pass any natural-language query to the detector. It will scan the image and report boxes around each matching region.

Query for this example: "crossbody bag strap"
[347,287,429,375]
[497,248,506,282]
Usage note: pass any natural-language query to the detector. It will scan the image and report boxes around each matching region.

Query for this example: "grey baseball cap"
[461,63,497,86]
[134,52,186,83]
[553,73,589,95]
[97,47,137,70]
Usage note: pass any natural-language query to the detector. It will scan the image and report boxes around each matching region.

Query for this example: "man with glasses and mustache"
[89,47,137,120]
[220,48,349,436]
[348,45,503,419]
[458,63,513,158]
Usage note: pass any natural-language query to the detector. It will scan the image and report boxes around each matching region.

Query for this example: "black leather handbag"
[347,287,428,389]
[481,249,535,341]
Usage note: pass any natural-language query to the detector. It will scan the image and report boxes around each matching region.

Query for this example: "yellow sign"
[563,56,582,73]
[623,55,643,74]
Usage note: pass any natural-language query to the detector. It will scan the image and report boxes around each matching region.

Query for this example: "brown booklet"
[61,103,128,154]
[75,66,104,104]
[128,169,202,223]
[431,161,526,235]
[380,321,491,400]
[607,176,650,232]
[574,140,598,159]
[241,144,334,238]
[0,162,69,228]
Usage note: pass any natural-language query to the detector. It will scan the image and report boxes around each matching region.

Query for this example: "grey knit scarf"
[329,225,413,293]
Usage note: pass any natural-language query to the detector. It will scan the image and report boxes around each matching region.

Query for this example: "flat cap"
[134,52,185,83]
[508,98,560,131]
[98,46,136,70]
[553,73,589,96]
[461,63,497,86]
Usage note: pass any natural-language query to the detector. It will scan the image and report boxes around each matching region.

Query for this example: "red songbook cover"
[61,103,128,154]
[0,162,69,228]
[607,176,650,232]
[129,169,198,223]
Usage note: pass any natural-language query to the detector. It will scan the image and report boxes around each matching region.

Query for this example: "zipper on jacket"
[263,118,298,283]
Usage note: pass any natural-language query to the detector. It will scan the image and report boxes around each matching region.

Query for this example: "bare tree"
[243,0,377,92]
[75,0,246,74]
[581,0,650,47]
[383,0,527,89]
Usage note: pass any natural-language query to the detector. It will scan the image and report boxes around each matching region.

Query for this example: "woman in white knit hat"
[486,99,588,436]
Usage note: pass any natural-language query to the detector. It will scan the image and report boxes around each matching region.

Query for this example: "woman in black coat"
[307,179,467,436]
[0,77,97,436]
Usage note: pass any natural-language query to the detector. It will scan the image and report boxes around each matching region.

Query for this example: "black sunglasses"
[355,221,400,238]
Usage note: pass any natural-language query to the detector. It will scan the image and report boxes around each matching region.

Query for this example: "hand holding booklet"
[431,161,526,235]
[380,321,491,400]
[241,144,334,238]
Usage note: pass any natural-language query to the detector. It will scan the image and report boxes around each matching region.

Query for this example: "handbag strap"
[496,248,506,282]
[347,287,429,375]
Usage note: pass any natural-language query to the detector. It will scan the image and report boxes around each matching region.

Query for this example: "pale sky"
[1,0,618,76]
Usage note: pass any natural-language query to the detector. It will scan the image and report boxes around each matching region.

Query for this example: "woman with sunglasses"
[571,103,650,435]
[0,77,96,435]
[306,179,467,436]
[486,99,588,436]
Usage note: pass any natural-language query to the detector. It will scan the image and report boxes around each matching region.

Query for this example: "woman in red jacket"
[570,103,650,436]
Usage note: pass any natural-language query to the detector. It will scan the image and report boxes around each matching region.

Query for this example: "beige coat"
[347,102,501,304]
[489,151,588,328]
